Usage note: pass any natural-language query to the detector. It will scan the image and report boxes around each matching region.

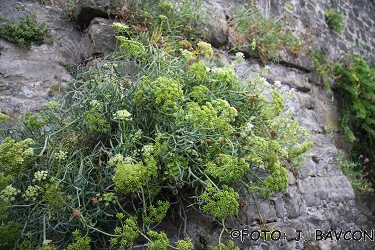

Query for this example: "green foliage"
[312,52,375,188]
[84,107,110,133]
[147,231,170,250]
[0,1,312,249]
[67,230,91,250]
[229,5,301,62]
[23,111,48,131]
[325,9,345,34]
[0,137,34,176]
[115,0,205,45]
[144,200,170,224]
[41,178,64,207]
[310,50,334,92]
[0,221,21,249]
[201,184,239,220]
[175,238,194,250]
[331,55,375,139]
[210,240,239,250]
[0,14,49,48]
[110,216,140,249]
[338,154,373,194]
[0,43,5,55]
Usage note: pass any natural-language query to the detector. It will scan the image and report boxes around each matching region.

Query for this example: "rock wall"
[198,0,375,249]
[1,0,375,249]
[256,0,375,66]
[0,0,81,119]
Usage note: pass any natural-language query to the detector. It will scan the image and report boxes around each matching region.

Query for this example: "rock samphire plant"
[0,1,312,249]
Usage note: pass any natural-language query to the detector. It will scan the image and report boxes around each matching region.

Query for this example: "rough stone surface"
[255,0,375,66]
[82,17,116,58]
[73,0,124,29]
[0,1,80,119]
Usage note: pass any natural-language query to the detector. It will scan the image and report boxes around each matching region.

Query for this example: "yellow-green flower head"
[113,109,132,121]
[197,41,213,60]
[113,162,148,194]
[55,150,68,161]
[0,184,21,202]
[23,185,41,201]
[90,100,102,109]
[46,101,59,109]
[0,112,10,122]
[179,40,192,50]
[180,49,195,61]
[112,22,129,32]
[210,66,238,84]
[158,15,168,21]
[116,36,146,58]
[188,60,207,82]
[159,1,173,13]
[33,170,48,182]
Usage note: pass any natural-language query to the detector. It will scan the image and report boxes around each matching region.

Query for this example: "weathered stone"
[272,197,287,218]
[85,59,141,77]
[73,0,124,29]
[83,17,117,58]
[298,176,355,207]
[243,197,278,222]
[288,171,297,185]
[283,186,307,218]
[268,64,311,92]
[202,1,228,48]
[296,109,323,133]
[0,1,75,118]
[307,72,322,85]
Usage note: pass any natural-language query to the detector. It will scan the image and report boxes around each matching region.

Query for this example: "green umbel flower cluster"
[110,215,140,249]
[0,137,34,176]
[135,76,184,114]
[113,161,151,194]
[67,230,91,250]
[211,240,240,250]
[187,60,207,82]
[144,200,170,225]
[175,238,194,250]
[147,231,170,250]
[116,36,146,59]
[197,41,213,60]
[206,154,248,181]
[201,185,239,220]
[184,99,237,134]
[187,85,209,103]
[210,66,238,84]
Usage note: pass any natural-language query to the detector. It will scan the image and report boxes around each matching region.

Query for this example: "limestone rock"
[83,17,117,58]
[202,0,228,48]
[74,0,124,29]
[0,1,77,119]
